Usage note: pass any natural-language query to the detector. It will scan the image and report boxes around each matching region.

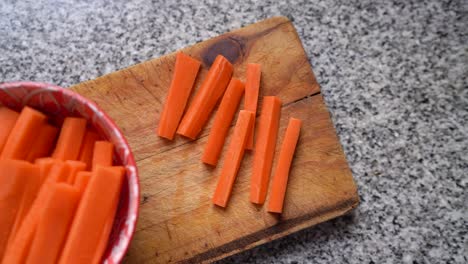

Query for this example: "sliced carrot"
[1,161,70,264]
[52,117,87,160]
[202,78,245,166]
[92,141,114,170]
[26,183,80,264]
[250,96,282,204]
[91,166,126,264]
[158,52,201,140]
[35,157,59,184]
[177,55,233,139]
[0,106,47,160]
[7,163,41,248]
[267,118,302,214]
[0,160,36,261]
[59,166,124,264]
[26,124,59,162]
[65,160,87,184]
[78,130,100,170]
[73,171,91,195]
[0,107,19,153]
[244,63,261,150]
[212,111,254,207]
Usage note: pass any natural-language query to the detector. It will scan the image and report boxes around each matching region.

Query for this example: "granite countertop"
[1,0,466,263]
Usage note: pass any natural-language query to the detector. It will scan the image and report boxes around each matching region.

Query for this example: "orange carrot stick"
[35,157,59,184]
[177,55,233,139]
[244,63,261,150]
[202,78,245,166]
[52,117,87,160]
[267,118,302,214]
[158,52,201,140]
[26,183,80,264]
[0,106,47,160]
[0,107,19,153]
[0,160,35,261]
[65,160,87,184]
[78,130,100,170]
[7,163,41,247]
[91,166,126,264]
[250,96,282,204]
[1,161,70,264]
[59,166,124,264]
[73,171,91,195]
[26,124,59,162]
[92,141,114,170]
[212,111,254,207]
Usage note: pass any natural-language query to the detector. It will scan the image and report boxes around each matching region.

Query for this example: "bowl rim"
[0,81,140,264]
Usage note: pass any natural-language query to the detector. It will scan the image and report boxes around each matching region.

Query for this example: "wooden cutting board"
[70,16,359,263]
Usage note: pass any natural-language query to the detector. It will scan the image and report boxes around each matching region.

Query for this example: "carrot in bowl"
[26,124,59,162]
[78,129,100,170]
[0,107,19,153]
[177,55,233,139]
[52,117,87,161]
[158,52,201,140]
[92,141,114,170]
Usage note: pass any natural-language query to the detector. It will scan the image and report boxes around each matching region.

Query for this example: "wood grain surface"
[70,16,359,263]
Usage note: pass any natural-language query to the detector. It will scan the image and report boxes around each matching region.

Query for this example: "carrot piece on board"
[78,130,100,170]
[26,124,59,162]
[250,96,282,204]
[0,106,47,160]
[52,117,87,160]
[0,107,19,153]
[267,118,302,214]
[59,166,124,264]
[212,111,254,207]
[7,163,41,248]
[0,160,36,261]
[1,161,70,264]
[26,183,80,264]
[177,55,233,139]
[92,141,114,170]
[73,171,91,195]
[158,52,201,140]
[244,63,261,150]
[65,160,87,184]
[202,78,245,166]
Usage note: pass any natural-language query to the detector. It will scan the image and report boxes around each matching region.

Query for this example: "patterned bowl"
[0,81,139,264]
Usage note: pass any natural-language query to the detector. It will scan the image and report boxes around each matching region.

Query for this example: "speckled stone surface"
[1,0,466,263]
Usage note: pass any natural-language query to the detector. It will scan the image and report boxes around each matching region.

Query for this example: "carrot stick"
[0,160,35,261]
[0,107,19,154]
[250,96,282,204]
[66,160,87,184]
[0,106,47,160]
[35,157,58,184]
[202,78,245,166]
[177,55,233,139]
[267,118,302,214]
[26,124,59,162]
[1,161,70,264]
[91,166,126,264]
[73,171,91,195]
[158,52,201,140]
[78,130,100,170]
[52,117,87,160]
[92,141,114,170]
[244,63,261,150]
[59,166,124,264]
[26,183,80,264]
[7,163,41,248]
[212,111,254,207]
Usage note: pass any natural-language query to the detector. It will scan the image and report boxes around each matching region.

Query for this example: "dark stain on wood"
[201,36,247,66]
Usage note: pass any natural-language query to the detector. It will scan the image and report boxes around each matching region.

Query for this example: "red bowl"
[0,81,139,264]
